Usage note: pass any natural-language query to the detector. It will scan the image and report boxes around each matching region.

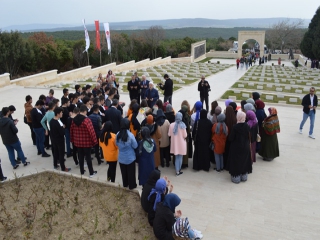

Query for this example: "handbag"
[209,141,214,151]
[23,115,28,124]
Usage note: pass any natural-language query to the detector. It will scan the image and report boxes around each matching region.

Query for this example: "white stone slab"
[274,80,280,83]
[257,86,263,90]
[277,94,285,98]
[238,84,244,88]
[276,88,283,92]
[289,98,298,103]
[306,82,312,86]
[229,96,237,100]
[266,95,274,100]
[242,93,250,98]
[285,86,291,90]
[248,83,255,86]
[290,81,296,84]
[233,90,241,94]
[267,84,273,88]
[295,89,302,93]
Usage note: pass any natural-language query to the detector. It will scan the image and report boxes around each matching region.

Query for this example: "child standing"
[211,113,228,172]
[99,121,118,182]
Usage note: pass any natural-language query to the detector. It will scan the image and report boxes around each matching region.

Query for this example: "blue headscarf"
[147,178,167,211]
[173,112,186,135]
[215,113,228,135]
[194,101,202,123]
[163,193,181,213]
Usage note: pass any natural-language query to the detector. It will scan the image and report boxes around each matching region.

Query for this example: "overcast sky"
[0,0,318,27]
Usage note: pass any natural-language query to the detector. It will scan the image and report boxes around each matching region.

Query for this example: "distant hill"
[21,27,270,40]
[2,18,310,32]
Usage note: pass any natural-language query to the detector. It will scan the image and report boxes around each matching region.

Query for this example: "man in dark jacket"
[127,74,140,103]
[50,107,71,172]
[70,105,98,177]
[159,74,173,104]
[299,87,318,139]
[197,75,211,111]
[140,75,150,101]
[88,104,103,165]
[0,107,30,169]
[104,99,122,134]
[30,100,51,157]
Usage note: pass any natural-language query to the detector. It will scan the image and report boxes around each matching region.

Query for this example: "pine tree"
[300,6,320,59]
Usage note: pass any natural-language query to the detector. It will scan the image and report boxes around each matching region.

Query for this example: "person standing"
[145,82,159,108]
[31,100,51,157]
[49,107,71,172]
[104,99,122,134]
[197,75,210,111]
[236,58,240,69]
[140,75,150,101]
[127,74,140,103]
[88,104,103,165]
[24,95,36,145]
[299,87,318,139]
[0,159,7,182]
[168,112,187,176]
[0,107,30,169]
[70,105,98,177]
[159,74,173,104]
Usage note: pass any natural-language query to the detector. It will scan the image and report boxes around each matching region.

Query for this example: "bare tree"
[266,19,305,53]
[143,26,165,59]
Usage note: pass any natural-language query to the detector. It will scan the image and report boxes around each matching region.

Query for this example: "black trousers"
[78,147,94,175]
[107,161,117,182]
[0,163,4,179]
[130,94,140,104]
[160,146,170,165]
[72,143,79,165]
[200,95,209,111]
[27,122,36,145]
[52,140,66,170]
[94,139,101,164]
[119,161,137,190]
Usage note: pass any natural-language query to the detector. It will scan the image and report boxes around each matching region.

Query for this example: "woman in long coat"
[255,100,267,152]
[192,109,212,171]
[258,107,280,161]
[246,110,258,163]
[228,111,252,184]
[145,115,162,170]
[137,127,156,186]
[224,106,237,170]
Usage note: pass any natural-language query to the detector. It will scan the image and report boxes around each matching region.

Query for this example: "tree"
[266,19,305,53]
[301,6,320,59]
[0,31,28,78]
[143,26,165,59]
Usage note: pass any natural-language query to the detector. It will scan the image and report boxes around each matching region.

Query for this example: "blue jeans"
[299,110,315,135]
[33,127,45,154]
[65,129,71,155]
[4,140,26,167]
[175,154,182,173]
[214,153,224,170]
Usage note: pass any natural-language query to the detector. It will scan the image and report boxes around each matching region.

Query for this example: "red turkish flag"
[95,20,101,51]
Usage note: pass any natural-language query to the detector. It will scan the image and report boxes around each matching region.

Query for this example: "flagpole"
[100,50,102,66]
[87,51,90,65]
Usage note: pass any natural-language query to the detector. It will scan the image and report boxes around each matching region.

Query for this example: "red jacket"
[70,114,98,148]
[212,123,228,154]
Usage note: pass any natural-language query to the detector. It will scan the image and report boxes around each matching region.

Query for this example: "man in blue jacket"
[145,82,159,108]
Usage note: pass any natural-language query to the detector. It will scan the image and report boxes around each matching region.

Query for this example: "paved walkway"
[0,59,319,239]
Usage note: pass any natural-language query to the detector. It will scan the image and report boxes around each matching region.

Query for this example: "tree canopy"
[301,6,320,59]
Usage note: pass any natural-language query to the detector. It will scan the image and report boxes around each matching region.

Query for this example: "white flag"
[83,19,90,53]
[103,22,111,53]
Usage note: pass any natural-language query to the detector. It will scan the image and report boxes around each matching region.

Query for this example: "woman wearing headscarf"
[141,170,161,212]
[137,127,156,186]
[207,100,218,122]
[168,112,187,176]
[258,107,280,161]
[181,100,193,159]
[223,106,237,170]
[191,101,202,128]
[179,105,191,168]
[147,178,170,226]
[225,99,233,108]
[156,109,171,167]
[128,103,140,138]
[99,121,118,182]
[164,104,175,124]
[145,115,162,170]
[211,106,222,125]
[192,109,212,171]
[228,111,252,184]
[229,102,238,116]
[153,193,182,240]
[246,110,258,163]
[246,98,256,111]
[240,100,247,112]
[255,100,267,152]
[252,92,260,101]
[116,118,138,190]
[212,113,228,172]
[244,103,256,113]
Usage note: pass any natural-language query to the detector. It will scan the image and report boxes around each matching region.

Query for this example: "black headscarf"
[155,109,166,126]
[252,92,260,101]
[100,121,113,146]
[139,127,154,154]
[117,118,130,142]
[200,109,207,119]
[131,103,140,131]
[241,100,247,110]
[229,102,238,114]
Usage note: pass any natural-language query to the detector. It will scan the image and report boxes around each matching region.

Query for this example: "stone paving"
[0,59,320,239]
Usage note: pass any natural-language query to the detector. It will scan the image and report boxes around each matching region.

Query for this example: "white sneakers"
[193,229,203,239]
[299,129,302,134]
[309,135,316,139]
